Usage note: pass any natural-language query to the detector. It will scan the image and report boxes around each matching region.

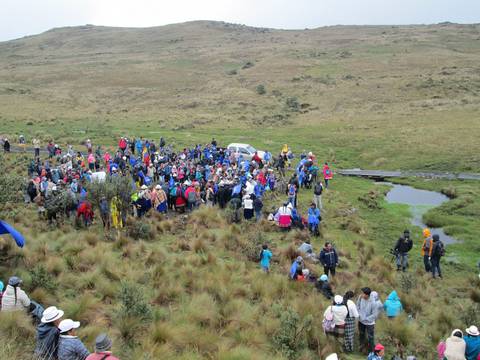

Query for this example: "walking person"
[33,138,41,157]
[253,196,263,222]
[323,295,348,338]
[357,287,378,354]
[421,228,433,272]
[431,234,445,279]
[319,242,339,277]
[313,181,324,210]
[323,162,333,188]
[343,290,359,353]
[307,202,321,236]
[394,230,413,272]
[259,244,273,273]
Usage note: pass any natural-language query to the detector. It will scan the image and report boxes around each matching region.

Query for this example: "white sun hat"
[58,319,80,333]
[466,325,479,336]
[41,306,64,323]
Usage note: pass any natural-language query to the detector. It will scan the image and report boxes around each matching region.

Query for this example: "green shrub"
[285,97,300,112]
[126,221,153,240]
[118,281,152,321]
[272,307,312,360]
[29,264,57,292]
[256,84,266,95]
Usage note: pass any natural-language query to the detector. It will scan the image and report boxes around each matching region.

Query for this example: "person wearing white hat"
[35,306,65,359]
[58,319,90,360]
[323,295,348,337]
[464,325,480,360]
[325,354,338,360]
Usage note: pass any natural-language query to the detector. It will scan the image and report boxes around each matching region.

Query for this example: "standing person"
[313,181,324,210]
[253,196,263,222]
[33,137,41,157]
[1,276,31,312]
[259,244,273,273]
[323,295,348,337]
[442,329,466,360]
[464,326,480,360]
[86,333,120,360]
[57,319,90,360]
[242,194,254,220]
[3,138,10,152]
[323,162,333,188]
[99,197,111,230]
[357,287,378,354]
[319,242,339,277]
[394,230,413,272]
[35,306,64,360]
[421,228,433,272]
[0,280,3,305]
[344,291,360,353]
[367,344,385,360]
[307,202,321,236]
[431,234,445,279]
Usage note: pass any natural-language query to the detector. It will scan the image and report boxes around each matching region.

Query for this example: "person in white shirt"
[324,295,348,337]
[1,276,31,312]
[343,290,360,352]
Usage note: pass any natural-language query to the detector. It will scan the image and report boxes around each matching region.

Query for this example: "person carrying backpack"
[421,228,433,272]
[259,244,273,273]
[323,162,333,188]
[323,295,348,337]
[313,181,323,210]
[431,234,445,279]
[394,230,413,272]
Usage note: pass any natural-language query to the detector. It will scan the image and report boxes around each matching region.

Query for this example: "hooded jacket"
[421,228,433,256]
[35,322,60,359]
[357,295,378,325]
[383,291,403,317]
[444,329,466,360]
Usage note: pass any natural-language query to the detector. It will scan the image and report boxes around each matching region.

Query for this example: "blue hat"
[8,276,22,286]
[320,274,328,282]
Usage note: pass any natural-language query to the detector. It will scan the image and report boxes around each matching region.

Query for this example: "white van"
[227,143,265,161]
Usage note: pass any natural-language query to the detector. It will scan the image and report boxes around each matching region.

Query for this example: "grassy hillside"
[0,21,479,171]
[0,21,479,360]
[0,152,479,360]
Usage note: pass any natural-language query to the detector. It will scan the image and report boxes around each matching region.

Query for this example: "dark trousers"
[431,257,442,278]
[34,148,40,157]
[358,322,375,353]
[324,265,336,277]
[423,255,431,272]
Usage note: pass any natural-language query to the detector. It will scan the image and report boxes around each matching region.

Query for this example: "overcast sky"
[1,0,479,41]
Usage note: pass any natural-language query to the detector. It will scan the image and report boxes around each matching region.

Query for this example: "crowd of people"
[1,135,478,360]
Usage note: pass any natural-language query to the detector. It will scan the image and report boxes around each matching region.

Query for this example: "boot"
[402,267,406,272]
[396,265,401,271]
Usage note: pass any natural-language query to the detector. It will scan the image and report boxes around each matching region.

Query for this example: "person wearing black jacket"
[431,234,444,279]
[394,230,413,272]
[319,242,339,276]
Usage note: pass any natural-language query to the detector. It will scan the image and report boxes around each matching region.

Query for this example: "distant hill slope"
[1,21,479,122]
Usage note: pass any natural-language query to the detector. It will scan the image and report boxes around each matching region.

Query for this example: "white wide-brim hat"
[41,306,64,323]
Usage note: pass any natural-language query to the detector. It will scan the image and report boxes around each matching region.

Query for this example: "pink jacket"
[86,352,120,360]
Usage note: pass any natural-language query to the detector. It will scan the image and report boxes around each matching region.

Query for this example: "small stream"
[376,182,458,245]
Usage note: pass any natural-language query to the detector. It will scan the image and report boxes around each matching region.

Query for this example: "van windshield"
[246,145,256,153]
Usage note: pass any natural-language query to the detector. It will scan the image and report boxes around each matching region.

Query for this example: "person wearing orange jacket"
[421,228,433,272]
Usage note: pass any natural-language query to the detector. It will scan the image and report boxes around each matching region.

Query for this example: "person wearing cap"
[290,256,304,279]
[421,228,433,272]
[324,295,348,337]
[35,306,64,359]
[464,326,480,360]
[1,276,31,312]
[58,319,90,360]
[86,333,120,360]
[316,274,334,300]
[367,343,385,359]
[394,230,413,272]
[357,287,378,353]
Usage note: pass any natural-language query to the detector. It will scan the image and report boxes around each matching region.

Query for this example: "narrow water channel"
[377,182,458,245]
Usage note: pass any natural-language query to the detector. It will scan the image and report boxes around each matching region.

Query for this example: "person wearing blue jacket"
[259,244,273,273]
[290,256,304,279]
[464,325,480,360]
[383,290,403,318]
[307,203,321,236]
[319,242,339,277]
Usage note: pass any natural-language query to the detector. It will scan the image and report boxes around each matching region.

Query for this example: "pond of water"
[377,182,458,245]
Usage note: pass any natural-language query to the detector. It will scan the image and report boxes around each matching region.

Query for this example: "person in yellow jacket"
[111,196,123,229]
[421,228,433,272]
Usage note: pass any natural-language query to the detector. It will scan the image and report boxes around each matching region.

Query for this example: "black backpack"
[438,241,446,257]
[314,184,323,196]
